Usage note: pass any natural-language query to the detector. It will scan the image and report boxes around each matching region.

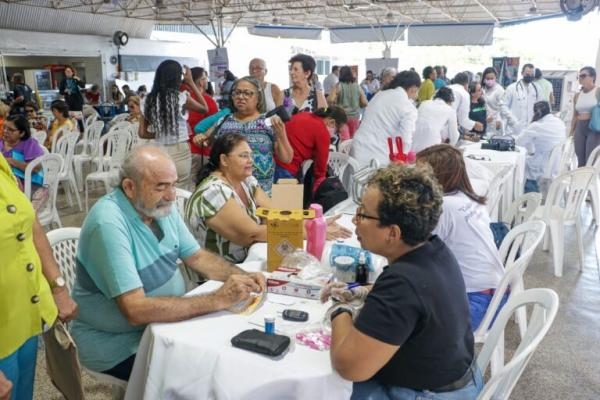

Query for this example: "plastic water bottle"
[306,204,327,260]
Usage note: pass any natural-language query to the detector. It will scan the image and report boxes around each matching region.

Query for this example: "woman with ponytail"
[139,60,208,187]
[185,134,351,263]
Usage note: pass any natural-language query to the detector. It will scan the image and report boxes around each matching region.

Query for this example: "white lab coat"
[448,84,476,131]
[503,80,543,136]
[516,114,566,181]
[483,83,508,136]
[412,99,460,153]
[350,87,417,167]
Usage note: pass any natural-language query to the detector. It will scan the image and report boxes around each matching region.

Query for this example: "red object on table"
[387,137,416,164]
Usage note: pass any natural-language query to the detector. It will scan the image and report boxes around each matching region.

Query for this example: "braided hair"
[145,60,183,140]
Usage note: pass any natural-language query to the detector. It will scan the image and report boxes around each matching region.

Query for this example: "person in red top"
[275,106,347,193]
[181,67,219,182]
[85,84,101,106]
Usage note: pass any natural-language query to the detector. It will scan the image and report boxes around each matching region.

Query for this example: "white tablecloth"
[125,262,352,400]
[462,142,526,220]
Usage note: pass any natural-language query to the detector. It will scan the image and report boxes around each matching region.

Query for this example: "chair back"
[474,221,546,339]
[544,167,595,222]
[586,145,600,171]
[477,288,559,400]
[50,125,75,153]
[47,227,81,293]
[85,121,104,157]
[486,164,513,220]
[24,153,63,227]
[54,132,80,175]
[175,188,192,218]
[502,192,542,229]
[106,130,132,171]
[84,111,98,127]
[109,113,130,126]
[328,151,361,191]
[31,129,47,146]
[338,139,352,155]
[350,161,379,204]
[127,122,140,150]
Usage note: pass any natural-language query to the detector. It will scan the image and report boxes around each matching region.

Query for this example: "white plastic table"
[124,261,352,400]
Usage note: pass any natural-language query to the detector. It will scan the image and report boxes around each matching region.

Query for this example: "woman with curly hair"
[139,60,208,186]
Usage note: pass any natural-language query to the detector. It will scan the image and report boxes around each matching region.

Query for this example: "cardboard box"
[267,267,325,300]
[257,207,315,272]
[270,179,304,209]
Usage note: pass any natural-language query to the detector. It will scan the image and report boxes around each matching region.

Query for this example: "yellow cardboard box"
[257,208,315,272]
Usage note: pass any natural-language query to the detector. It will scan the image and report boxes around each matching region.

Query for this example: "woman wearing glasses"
[570,66,600,166]
[204,76,293,195]
[186,134,349,263]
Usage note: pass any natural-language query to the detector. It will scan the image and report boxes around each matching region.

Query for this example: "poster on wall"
[207,47,229,82]
[492,57,520,88]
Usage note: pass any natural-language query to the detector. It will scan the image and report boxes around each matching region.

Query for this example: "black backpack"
[302,164,348,212]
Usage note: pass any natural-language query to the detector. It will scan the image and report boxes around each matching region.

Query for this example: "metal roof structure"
[1,0,565,33]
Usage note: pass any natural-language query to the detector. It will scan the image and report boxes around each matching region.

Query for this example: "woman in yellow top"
[45,100,76,150]
[417,66,436,106]
[0,154,77,400]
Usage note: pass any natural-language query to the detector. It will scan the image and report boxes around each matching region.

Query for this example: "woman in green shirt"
[417,66,436,106]
[328,66,368,138]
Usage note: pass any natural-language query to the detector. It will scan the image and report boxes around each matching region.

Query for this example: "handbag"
[589,88,600,133]
[231,329,290,357]
[481,135,515,151]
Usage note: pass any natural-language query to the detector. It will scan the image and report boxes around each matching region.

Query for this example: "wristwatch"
[49,276,66,290]
[330,306,353,322]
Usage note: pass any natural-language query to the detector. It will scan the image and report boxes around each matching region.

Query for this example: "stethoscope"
[515,80,539,101]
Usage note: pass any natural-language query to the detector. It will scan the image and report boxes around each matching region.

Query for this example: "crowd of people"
[1,51,598,400]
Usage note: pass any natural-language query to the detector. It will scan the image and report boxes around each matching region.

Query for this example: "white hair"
[118,145,173,187]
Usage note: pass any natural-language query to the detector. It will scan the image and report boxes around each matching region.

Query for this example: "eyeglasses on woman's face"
[232,90,256,99]
[354,205,380,222]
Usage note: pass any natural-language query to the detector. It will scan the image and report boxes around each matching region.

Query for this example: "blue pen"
[346,282,361,290]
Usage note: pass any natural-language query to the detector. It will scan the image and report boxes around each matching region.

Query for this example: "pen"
[346,282,361,290]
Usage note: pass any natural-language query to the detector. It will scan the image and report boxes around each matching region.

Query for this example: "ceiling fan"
[560,0,598,21]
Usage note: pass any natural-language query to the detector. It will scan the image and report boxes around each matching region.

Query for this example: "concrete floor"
[33,187,600,399]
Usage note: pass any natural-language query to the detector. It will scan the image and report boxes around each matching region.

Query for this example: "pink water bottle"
[306,204,327,260]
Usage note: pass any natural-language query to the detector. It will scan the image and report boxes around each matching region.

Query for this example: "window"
[316,58,331,76]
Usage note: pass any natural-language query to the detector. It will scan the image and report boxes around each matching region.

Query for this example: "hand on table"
[320,281,369,305]
[0,371,12,400]
[246,271,267,293]
[325,214,352,241]
[52,287,78,322]
[215,274,262,308]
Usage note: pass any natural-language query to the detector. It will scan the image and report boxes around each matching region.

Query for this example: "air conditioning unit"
[543,70,579,124]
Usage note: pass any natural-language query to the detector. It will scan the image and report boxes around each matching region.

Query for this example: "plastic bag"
[281,248,332,281]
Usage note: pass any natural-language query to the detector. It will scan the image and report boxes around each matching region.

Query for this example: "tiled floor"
[33,188,600,399]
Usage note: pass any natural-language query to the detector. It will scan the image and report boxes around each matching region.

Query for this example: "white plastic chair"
[73,120,104,191]
[50,125,74,154]
[127,122,140,150]
[328,151,361,191]
[24,153,64,229]
[85,130,131,212]
[533,167,596,277]
[31,129,47,146]
[175,188,192,218]
[501,192,543,229]
[474,220,546,376]
[109,113,130,127]
[46,227,128,399]
[338,139,353,155]
[542,137,576,182]
[477,288,559,400]
[485,164,514,221]
[54,132,82,211]
[585,145,600,225]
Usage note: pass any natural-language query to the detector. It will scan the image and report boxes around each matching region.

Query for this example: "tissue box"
[257,208,315,272]
[267,267,325,300]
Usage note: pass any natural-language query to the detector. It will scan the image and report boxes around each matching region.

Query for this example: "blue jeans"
[273,164,295,182]
[468,292,509,331]
[351,366,483,400]
[524,179,540,193]
[0,336,38,400]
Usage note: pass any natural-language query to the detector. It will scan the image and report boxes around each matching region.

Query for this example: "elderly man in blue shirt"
[70,145,266,381]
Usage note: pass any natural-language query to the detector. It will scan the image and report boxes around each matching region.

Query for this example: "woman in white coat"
[412,87,460,153]
[516,101,566,192]
[481,67,507,137]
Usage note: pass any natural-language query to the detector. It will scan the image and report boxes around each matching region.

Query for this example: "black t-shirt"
[469,99,487,135]
[354,235,474,390]
[12,84,33,114]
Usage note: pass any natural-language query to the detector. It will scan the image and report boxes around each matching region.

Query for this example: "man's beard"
[133,198,173,219]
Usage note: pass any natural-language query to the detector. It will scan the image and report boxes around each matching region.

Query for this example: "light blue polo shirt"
[70,188,200,372]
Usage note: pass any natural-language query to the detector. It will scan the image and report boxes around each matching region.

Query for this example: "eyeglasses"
[579,74,590,79]
[4,126,19,133]
[355,206,380,222]
[232,90,256,99]
[231,151,253,160]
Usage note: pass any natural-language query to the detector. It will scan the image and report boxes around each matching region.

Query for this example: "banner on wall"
[207,47,229,82]
[492,57,520,88]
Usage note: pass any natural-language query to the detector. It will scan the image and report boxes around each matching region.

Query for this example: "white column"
[596,39,600,73]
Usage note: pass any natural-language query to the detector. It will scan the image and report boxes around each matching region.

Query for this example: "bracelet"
[330,306,353,322]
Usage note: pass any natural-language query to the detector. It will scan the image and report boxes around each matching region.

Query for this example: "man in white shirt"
[323,65,339,98]
[448,72,484,133]
[412,87,460,153]
[361,70,381,100]
[503,63,543,136]
[350,70,420,167]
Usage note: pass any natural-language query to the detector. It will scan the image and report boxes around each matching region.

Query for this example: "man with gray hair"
[380,67,397,90]
[70,145,266,381]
